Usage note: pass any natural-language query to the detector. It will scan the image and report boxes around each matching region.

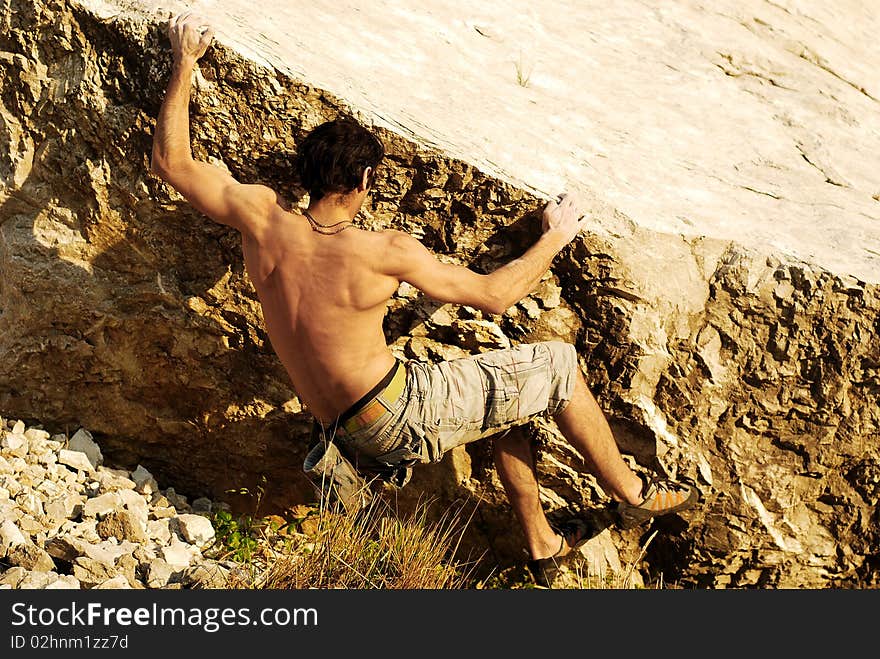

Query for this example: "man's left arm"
[150,13,277,239]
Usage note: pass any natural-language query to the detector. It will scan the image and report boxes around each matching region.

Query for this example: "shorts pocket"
[480,360,551,430]
[483,384,522,429]
[343,413,400,457]
[423,417,483,460]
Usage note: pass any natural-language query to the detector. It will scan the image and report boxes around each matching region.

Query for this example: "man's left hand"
[168,12,214,67]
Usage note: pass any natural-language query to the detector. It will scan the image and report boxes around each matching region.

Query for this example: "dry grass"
[211,485,665,590]
[222,495,481,590]
[565,530,661,589]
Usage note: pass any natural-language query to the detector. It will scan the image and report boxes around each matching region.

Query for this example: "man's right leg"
[492,369,648,563]
[553,367,698,529]
[411,341,694,563]
[554,372,644,506]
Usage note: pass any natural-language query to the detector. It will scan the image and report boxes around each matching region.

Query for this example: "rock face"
[0,0,877,588]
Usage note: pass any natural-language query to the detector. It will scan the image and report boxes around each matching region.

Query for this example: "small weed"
[210,509,259,562]
[515,51,532,87]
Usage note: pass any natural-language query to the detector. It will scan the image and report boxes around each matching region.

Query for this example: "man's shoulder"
[373,228,418,249]
[347,227,412,250]
[343,229,417,279]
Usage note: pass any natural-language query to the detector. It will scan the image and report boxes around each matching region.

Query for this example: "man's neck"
[307,195,359,224]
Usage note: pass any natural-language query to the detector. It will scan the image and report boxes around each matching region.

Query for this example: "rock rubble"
[0,417,234,590]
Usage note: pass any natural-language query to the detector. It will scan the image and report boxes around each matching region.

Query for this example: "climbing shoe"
[614,473,698,530]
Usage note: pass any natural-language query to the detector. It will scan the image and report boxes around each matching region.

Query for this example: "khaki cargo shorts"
[334,340,579,468]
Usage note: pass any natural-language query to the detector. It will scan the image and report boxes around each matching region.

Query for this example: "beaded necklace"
[303,209,352,235]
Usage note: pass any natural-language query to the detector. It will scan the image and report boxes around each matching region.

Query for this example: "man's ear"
[360,166,373,191]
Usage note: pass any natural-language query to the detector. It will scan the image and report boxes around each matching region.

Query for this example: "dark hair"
[293,117,385,202]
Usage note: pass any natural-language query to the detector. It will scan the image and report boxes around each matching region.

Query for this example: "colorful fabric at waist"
[338,360,406,435]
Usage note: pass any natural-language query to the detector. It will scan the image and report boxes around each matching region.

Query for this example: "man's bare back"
[242,213,399,423]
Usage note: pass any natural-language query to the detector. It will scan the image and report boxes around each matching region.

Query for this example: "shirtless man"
[151,13,697,586]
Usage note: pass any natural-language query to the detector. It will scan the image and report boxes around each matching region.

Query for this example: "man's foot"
[613,473,698,530]
[526,517,595,588]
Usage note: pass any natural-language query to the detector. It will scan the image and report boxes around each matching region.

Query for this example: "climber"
[150,12,698,586]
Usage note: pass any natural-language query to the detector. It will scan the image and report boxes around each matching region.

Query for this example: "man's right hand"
[542,192,589,245]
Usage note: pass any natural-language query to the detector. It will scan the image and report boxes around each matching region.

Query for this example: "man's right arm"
[384,193,588,315]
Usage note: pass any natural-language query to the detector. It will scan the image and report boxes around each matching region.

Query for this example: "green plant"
[210,509,260,563]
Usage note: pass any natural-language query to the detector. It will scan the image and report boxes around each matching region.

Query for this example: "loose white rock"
[35,478,63,499]
[73,557,118,588]
[1,433,28,458]
[94,575,130,590]
[45,496,83,522]
[146,559,177,588]
[17,516,44,536]
[147,519,172,545]
[18,570,58,589]
[45,574,81,590]
[0,502,21,523]
[58,449,95,473]
[96,467,136,491]
[118,488,149,520]
[0,566,28,588]
[0,418,231,590]
[16,491,45,517]
[82,492,121,518]
[83,540,128,565]
[0,519,27,549]
[24,428,51,455]
[161,540,194,569]
[176,514,215,547]
[8,542,57,572]
[0,475,22,498]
